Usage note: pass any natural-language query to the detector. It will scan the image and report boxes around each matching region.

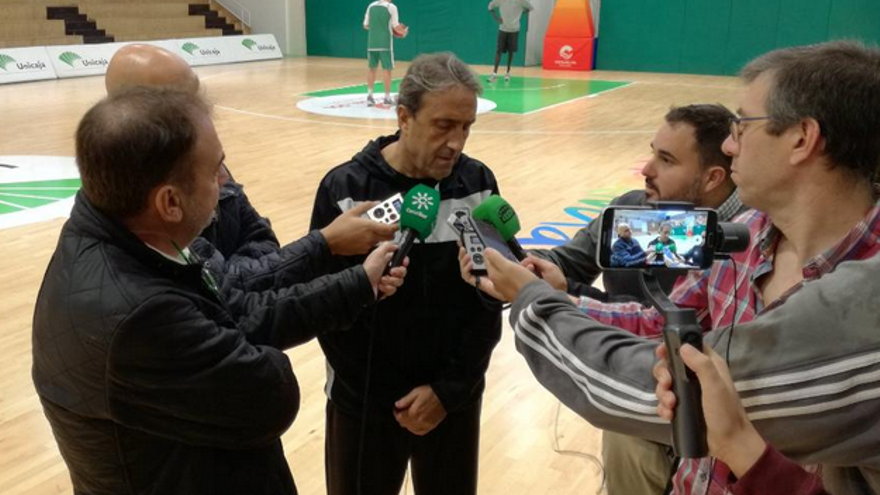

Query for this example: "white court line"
[489,83,567,92]
[0,192,69,201]
[216,105,396,130]
[217,104,654,136]
[631,80,739,90]
[0,187,79,191]
[0,199,29,210]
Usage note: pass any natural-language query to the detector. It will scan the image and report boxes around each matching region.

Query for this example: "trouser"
[325,399,481,495]
[602,430,675,495]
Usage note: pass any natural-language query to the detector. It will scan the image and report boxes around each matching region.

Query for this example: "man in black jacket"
[310,52,502,495]
[32,88,406,495]
[105,44,398,291]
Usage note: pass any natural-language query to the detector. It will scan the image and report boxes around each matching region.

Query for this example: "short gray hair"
[742,40,880,184]
[397,52,482,116]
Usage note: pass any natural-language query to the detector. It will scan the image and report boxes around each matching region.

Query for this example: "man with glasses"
[485,40,880,495]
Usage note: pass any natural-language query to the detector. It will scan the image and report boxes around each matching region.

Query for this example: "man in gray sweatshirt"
[483,40,880,495]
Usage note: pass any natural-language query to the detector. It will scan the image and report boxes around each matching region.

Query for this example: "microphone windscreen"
[473,195,521,241]
[399,184,441,240]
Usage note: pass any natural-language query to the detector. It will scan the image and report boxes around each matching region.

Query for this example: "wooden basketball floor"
[0,56,742,494]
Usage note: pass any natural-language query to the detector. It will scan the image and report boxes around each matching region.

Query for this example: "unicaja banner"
[542,0,597,71]
[0,47,57,84]
[157,37,231,66]
[2,34,282,85]
[226,34,283,61]
[46,43,117,78]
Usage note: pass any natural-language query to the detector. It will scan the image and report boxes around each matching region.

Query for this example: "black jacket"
[32,192,375,495]
[200,176,280,260]
[309,134,503,415]
[192,177,338,293]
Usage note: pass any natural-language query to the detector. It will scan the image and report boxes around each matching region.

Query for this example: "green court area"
[0,178,81,215]
[304,76,631,114]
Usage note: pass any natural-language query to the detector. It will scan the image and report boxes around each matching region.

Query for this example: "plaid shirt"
[579,200,880,494]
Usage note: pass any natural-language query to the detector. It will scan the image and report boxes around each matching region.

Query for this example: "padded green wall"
[305,0,527,66]
[597,0,880,75]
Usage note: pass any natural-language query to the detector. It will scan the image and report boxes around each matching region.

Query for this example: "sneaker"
[383,96,394,106]
[488,73,496,83]
[366,94,376,107]
[504,73,511,82]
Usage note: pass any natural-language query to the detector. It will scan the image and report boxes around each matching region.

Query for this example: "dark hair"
[665,104,734,174]
[75,87,212,218]
[397,52,482,116]
[742,40,880,184]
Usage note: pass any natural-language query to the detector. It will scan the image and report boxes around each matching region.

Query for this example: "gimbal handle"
[640,272,708,458]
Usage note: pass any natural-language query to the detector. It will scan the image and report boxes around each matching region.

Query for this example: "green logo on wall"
[58,51,82,68]
[242,39,257,51]
[0,54,16,71]
[182,42,200,55]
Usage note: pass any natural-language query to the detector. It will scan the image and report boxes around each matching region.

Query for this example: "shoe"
[383,96,394,106]
[504,73,511,82]
[366,94,375,107]
[488,74,496,83]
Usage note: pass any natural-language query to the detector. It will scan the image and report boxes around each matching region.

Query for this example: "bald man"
[104,44,398,290]
[106,44,200,95]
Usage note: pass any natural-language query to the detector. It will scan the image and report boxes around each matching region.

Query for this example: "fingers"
[679,344,716,380]
[484,248,512,272]
[368,221,398,240]
[652,358,672,389]
[395,390,417,410]
[653,343,676,419]
[655,379,676,421]
[458,246,478,286]
[378,266,407,298]
[525,254,552,270]
[373,241,398,257]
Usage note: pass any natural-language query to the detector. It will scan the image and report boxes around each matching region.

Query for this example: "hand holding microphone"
[386,184,441,274]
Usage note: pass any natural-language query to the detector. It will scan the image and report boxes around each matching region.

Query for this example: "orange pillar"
[542,0,596,71]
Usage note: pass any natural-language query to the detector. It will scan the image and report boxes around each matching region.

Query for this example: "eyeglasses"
[729,116,772,143]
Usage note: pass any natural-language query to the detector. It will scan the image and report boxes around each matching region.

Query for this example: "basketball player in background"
[364,0,405,106]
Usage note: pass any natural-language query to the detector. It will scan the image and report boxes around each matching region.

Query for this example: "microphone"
[472,195,527,261]
[386,184,441,272]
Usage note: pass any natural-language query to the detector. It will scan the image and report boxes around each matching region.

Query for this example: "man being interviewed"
[310,52,502,495]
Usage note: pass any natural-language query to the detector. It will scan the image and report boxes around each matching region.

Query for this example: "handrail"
[211,0,251,28]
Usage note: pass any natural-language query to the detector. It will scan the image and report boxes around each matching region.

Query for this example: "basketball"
[393,23,409,38]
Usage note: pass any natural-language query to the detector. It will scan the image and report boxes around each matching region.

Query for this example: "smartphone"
[597,206,718,270]
[448,209,517,275]
[363,193,403,224]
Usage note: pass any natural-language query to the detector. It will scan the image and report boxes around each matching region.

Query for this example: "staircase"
[46,6,114,44]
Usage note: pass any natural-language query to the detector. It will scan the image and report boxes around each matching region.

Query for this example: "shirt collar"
[716,189,744,222]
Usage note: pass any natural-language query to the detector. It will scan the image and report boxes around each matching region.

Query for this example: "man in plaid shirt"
[484,40,880,495]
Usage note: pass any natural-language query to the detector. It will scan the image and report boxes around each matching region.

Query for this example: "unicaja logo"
[559,45,574,60]
[59,51,82,68]
[182,42,200,55]
[0,54,15,71]
[412,192,434,211]
[242,38,276,52]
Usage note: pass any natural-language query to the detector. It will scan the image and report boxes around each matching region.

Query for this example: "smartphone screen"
[473,219,519,262]
[598,207,717,270]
